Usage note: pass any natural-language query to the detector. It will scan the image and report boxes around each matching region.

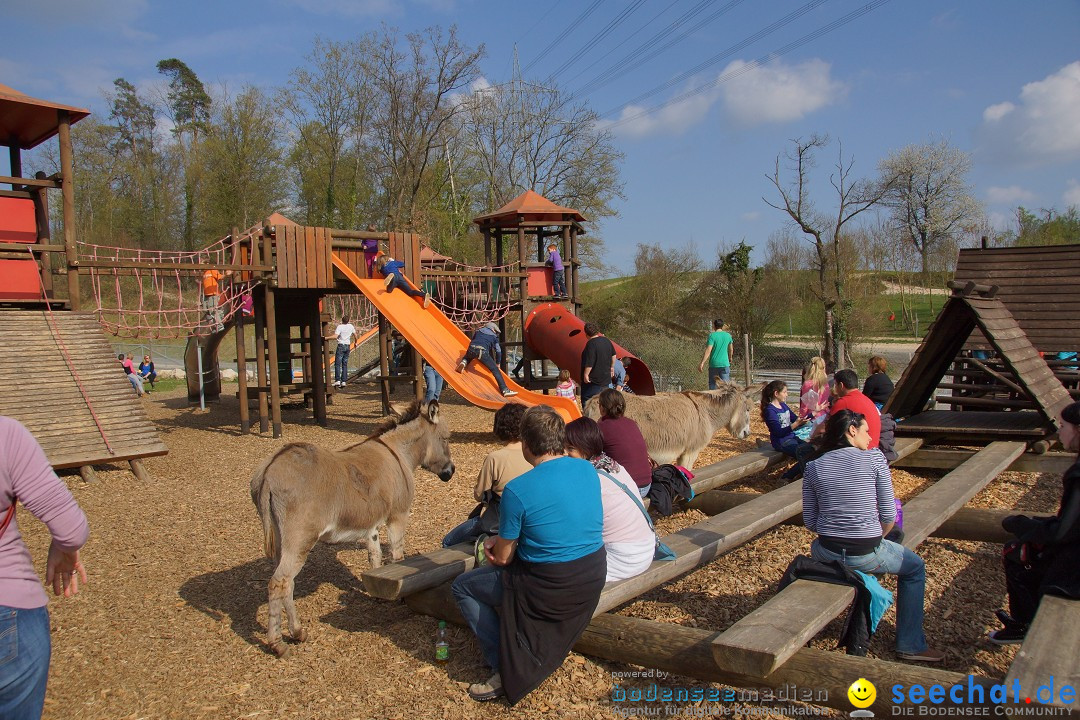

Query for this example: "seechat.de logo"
[849,678,877,718]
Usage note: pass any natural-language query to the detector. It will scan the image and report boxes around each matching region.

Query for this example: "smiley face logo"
[848,678,876,709]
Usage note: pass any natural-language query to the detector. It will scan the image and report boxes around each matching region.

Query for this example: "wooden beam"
[128,458,152,482]
[1004,595,1080,712]
[895,449,1074,475]
[58,110,79,309]
[711,579,856,677]
[78,465,97,483]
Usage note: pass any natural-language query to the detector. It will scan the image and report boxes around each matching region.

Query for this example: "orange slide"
[331,254,582,421]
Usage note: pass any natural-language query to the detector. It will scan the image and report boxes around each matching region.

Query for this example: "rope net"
[79,225,263,339]
[76,233,520,339]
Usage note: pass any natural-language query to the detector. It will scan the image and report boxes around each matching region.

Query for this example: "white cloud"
[983,102,1014,122]
[719,58,847,127]
[1065,180,1080,208]
[605,57,844,138]
[978,61,1080,165]
[986,185,1035,205]
[603,88,719,139]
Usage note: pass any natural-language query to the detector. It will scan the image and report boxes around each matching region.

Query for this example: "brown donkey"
[584,385,761,468]
[250,400,454,656]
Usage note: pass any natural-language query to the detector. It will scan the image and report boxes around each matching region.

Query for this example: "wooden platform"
[0,311,167,468]
[895,410,1048,439]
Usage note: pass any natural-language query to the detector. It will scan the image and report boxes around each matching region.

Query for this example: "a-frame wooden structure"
[884,281,1073,443]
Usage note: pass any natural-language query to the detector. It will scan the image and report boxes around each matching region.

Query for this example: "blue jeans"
[423,364,444,404]
[442,516,482,547]
[465,347,509,393]
[451,565,503,670]
[581,382,606,405]
[334,343,351,384]
[811,538,928,654]
[0,605,51,720]
[387,274,426,299]
[708,366,730,389]
[552,269,566,296]
[776,435,814,476]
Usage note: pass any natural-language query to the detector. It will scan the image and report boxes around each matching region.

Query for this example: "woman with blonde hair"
[797,356,830,439]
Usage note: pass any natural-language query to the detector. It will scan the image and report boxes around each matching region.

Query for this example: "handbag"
[598,470,676,562]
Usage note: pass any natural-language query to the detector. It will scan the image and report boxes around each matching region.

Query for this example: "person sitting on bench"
[803,409,944,663]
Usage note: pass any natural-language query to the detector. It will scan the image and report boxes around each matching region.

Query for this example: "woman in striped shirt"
[802,410,944,663]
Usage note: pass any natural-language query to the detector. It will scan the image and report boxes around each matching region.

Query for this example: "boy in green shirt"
[698,318,733,389]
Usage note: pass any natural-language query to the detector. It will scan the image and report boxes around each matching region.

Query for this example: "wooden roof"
[954,244,1080,351]
[884,288,1073,434]
[0,83,90,150]
[0,311,167,468]
[473,190,585,227]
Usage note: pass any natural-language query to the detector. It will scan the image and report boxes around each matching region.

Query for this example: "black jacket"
[646,464,694,516]
[778,555,877,656]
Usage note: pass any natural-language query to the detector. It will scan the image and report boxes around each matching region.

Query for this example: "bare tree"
[765,135,892,367]
[878,139,982,302]
[367,25,484,230]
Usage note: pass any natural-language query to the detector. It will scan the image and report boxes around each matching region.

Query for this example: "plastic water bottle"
[434,620,449,665]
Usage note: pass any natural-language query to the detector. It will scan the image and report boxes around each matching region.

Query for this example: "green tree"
[1012,206,1080,246]
[203,86,288,231]
[688,241,788,347]
[157,58,213,251]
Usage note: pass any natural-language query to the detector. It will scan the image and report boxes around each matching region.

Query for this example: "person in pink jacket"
[0,416,89,718]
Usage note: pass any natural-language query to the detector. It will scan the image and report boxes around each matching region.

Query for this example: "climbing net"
[322,294,378,335]
[78,225,261,339]
[422,249,519,331]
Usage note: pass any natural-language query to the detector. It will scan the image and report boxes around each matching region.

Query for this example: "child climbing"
[546,242,567,299]
[457,322,517,397]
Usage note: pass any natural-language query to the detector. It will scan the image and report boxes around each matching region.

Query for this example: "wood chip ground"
[22,383,1063,719]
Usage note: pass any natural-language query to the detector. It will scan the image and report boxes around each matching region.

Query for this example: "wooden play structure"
[0,84,166,481]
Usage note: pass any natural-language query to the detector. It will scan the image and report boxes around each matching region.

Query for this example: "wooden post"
[563,224,573,302]
[78,465,97,483]
[743,333,751,387]
[310,301,327,426]
[236,310,250,432]
[254,286,269,433]
[517,225,527,303]
[57,110,80,309]
[8,145,20,178]
[378,313,391,415]
[32,172,52,297]
[129,459,152,483]
[265,286,283,438]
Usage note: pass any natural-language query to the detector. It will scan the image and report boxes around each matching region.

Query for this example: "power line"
[561,0,685,88]
[607,0,893,129]
[521,0,607,76]
[546,0,649,81]
[570,0,738,101]
[604,0,830,115]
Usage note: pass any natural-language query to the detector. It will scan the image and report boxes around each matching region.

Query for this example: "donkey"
[584,385,760,469]
[250,400,454,657]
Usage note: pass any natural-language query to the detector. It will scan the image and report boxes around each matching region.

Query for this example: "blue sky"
[4,0,1080,273]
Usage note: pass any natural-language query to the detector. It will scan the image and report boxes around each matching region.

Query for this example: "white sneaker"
[384,274,394,289]
[422,293,432,309]
[457,360,467,373]
[502,389,517,397]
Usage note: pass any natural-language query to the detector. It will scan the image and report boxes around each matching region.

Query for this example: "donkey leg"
[364,527,384,569]
[387,514,409,563]
[267,544,313,657]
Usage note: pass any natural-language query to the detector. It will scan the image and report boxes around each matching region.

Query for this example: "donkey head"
[702,385,757,440]
[419,401,455,482]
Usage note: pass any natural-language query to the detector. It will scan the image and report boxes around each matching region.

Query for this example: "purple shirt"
[0,417,89,608]
[547,248,564,272]
[598,416,653,489]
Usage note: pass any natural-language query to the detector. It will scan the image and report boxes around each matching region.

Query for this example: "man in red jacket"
[829,369,881,448]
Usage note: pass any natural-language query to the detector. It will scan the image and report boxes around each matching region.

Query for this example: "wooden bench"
[1004,595,1080,712]
[709,440,1026,677]
[361,447,787,600]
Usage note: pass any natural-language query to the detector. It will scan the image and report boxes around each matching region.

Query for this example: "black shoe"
[988,625,1027,645]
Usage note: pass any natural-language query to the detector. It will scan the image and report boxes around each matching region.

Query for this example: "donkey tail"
[250,452,283,560]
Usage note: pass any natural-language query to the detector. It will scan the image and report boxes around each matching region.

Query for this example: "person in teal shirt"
[698,318,733,389]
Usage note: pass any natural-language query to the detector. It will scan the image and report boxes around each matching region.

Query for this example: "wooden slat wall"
[0,311,168,468]
[274,225,339,289]
[955,245,1080,351]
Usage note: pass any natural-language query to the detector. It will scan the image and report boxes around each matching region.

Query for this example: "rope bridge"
[423,251,517,331]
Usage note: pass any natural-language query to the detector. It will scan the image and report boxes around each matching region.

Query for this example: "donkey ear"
[427,400,440,423]
[745,382,767,399]
[388,402,409,419]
